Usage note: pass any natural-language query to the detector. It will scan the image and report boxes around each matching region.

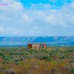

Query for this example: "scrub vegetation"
[0,46,74,74]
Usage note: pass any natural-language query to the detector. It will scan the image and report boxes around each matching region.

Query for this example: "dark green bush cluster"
[42,56,52,61]
[59,54,65,59]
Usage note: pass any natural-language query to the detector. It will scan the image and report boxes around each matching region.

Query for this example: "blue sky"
[0,0,74,36]
[20,0,72,7]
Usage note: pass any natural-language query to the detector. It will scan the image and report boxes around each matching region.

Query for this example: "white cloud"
[21,14,33,23]
[0,0,24,12]
[0,0,74,36]
[71,1,74,8]
[0,27,5,33]
[30,3,50,9]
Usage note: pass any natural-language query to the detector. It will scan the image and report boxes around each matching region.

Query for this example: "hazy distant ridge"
[0,37,74,46]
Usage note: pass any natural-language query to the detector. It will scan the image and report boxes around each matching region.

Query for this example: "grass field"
[0,46,74,74]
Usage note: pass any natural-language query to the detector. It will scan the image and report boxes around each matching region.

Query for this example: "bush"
[59,54,65,59]
[15,61,24,65]
[42,56,52,61]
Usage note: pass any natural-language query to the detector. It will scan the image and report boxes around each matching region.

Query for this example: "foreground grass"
[0,46,74,74]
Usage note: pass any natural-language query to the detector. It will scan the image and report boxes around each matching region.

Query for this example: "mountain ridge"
[0,36,74,46]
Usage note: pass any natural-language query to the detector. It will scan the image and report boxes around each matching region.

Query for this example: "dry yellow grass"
[0,58,70,74]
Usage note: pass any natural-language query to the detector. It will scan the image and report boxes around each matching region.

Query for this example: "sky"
[0,0,74,36]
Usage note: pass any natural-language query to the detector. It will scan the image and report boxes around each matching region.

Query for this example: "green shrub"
[0,52,4,56]
[59,54,65,59]
[42,56,52,61]
[15,61,24,65]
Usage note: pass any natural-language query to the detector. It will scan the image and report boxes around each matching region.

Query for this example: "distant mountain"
[0,37,74,46]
